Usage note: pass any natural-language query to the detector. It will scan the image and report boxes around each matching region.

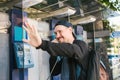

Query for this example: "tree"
[98,0,120,11]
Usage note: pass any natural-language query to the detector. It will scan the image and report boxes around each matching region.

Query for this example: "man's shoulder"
[73,40,87,45]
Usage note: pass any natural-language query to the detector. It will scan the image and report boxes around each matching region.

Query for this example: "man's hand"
[23,21,42,48]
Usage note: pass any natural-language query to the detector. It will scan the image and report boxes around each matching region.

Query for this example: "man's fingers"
[24,21,36,33]
[24,22,31,31]
[23,25,29,33]
[24,22,32,29]
[33,25,38,34]
[24,21,30,28]
[22,39,29,43]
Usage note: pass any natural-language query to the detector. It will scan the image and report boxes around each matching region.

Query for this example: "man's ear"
[68,27,73,32]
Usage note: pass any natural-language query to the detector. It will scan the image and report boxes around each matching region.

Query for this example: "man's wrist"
[36,45,41,49]
[36,39,42,49]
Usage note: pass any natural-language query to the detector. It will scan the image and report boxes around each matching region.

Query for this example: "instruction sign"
[110,31,120,38]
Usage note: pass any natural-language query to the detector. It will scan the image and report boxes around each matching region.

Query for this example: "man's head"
[54,20,75,43]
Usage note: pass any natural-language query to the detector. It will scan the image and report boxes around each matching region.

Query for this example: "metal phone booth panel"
[9,9,34,80]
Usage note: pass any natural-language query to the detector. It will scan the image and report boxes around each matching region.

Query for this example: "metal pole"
[93,22,96,50]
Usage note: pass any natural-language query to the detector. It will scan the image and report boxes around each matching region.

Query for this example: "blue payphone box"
[11,9,34,68]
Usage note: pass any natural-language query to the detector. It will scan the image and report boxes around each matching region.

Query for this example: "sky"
[108,11,120,26]
[108,0,120,26]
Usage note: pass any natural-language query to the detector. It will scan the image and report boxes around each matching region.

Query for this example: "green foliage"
[102,20,115,48]
[103,36,112,47]
[102,19,115,32]
[98,0,120,11]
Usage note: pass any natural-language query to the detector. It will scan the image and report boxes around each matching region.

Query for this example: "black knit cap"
[55,20,73,28]
[54,20,76,38]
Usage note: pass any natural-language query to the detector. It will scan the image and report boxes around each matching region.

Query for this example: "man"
[23,20,89,80]
[100,61,109,80]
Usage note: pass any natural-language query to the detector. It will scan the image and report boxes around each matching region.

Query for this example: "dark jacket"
[37,40,89,80]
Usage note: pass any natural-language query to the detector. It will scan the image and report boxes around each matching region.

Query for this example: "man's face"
[54,25,73,43]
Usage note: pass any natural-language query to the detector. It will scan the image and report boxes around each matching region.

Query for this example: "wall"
[27,18,50,80]
[0,33,9,80]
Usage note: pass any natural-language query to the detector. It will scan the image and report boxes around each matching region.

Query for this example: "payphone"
[14,42,34,68]
[11,9,34,68]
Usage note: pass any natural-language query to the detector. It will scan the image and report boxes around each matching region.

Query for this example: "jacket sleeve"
[37,40,88,61]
